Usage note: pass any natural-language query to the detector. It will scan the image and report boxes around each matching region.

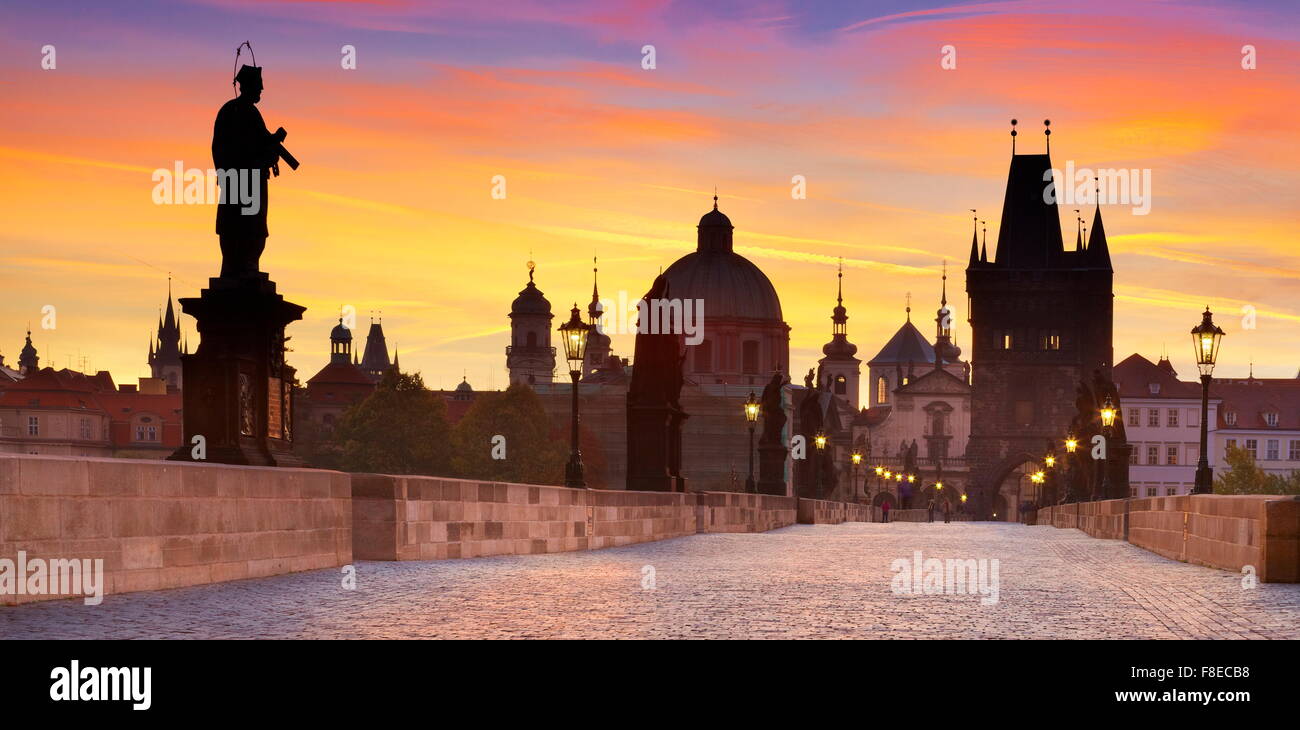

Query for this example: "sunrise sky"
[3,0,1299,398]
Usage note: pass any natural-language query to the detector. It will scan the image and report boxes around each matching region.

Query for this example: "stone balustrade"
[1035,495,1299,583]
[0,454,352,605]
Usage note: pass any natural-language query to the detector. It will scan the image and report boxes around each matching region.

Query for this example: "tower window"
[1041,331,1060,350]
[999,331,1013,350]
[876,376,888,404]
[834,374,846,395]
[27,416,38,436]
[525,331,537,348]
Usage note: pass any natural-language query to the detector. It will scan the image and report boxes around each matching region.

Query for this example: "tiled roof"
[1114,354,1201,399]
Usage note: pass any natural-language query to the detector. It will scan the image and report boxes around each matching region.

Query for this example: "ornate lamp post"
[1191,307,1225,494]
[851,451,863,503]
[813,429,828,499]
[558,305,589,488]
[743,392,759,493]
[1096,395,1117,500]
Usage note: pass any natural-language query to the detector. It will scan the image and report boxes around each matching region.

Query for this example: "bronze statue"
[212,58,298,278]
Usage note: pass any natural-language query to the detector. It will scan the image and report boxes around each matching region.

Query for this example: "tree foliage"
[451,383,567,485]
[1214,444,1300,495]
[330,369,452,476]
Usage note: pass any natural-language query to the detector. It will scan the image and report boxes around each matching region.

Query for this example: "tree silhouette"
[331,369,452,476]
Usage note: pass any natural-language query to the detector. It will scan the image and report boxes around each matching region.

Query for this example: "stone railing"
[0,454,352,605]
[352,475,806,561]
[796,498,875,524]
[695,492,798,533]
[1035,495,1300,583]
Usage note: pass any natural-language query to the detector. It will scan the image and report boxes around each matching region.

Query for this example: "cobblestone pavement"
[4,522,1299,639]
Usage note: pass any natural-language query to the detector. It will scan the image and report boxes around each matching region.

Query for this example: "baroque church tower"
[817,262,860,409]
[506,262,556,386]
[965,120,1114,518]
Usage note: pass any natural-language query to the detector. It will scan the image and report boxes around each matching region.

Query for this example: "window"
[135,424,158,442]
[1128,408,1140,427]
[1245,439,1257,459]
[1166,487,1178,496]
[1146,487,1157,497]
[1226,438,1236,450]
[1266,439,1279,460]
[1129,448,1139,465]
[694,340,712,373]
[1040,330,1060,350]
[1167,409,1179,427]
[741,341,758,375]
[1149,382,1161,395]
[1147,409,1160,427]
[525,331,537,348]
[833,374,847,395]
[1265,412,1279,427]
[27,416,39,436]
[1000,331,1013,350]
[79,418,92,440]
[876,376,888,404]
[1290,440,1300,461]
[1224,411,1237,426]
[1167,446,1178,465]
[1147,446,1159,464]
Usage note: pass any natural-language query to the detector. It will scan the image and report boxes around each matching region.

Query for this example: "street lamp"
[1096,394,1116,500]
[558,304,589,488]
[851,452,863,502]
[1191,307,1225,494]
[813,429,827,499]
[744,392,759,493]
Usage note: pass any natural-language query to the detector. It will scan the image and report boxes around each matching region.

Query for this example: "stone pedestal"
[756,442,787,496]
[626,403,687,492]
[168,273,305,466]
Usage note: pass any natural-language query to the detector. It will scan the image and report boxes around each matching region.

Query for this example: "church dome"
[661,199,783,321]
[511,276,551,316]
[330,318,352,342]
[455,377,473,393]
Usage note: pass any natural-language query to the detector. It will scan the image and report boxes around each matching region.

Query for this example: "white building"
[1114,354,1218,497]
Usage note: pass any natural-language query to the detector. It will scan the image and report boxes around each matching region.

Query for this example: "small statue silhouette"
[212,58,298,278]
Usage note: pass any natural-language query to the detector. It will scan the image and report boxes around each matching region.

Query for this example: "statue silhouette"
[212,63,295,278]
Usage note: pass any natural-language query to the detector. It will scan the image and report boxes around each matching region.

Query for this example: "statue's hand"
[273,127,287,143]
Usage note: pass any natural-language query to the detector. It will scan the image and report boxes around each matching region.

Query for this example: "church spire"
[831,258,847,333]
[933,262,961,366]
[967,209,979,266]
[587,255,604,323]
[1088,177,1112,270]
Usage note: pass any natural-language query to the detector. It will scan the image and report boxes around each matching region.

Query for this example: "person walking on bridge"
[881,500,891,523]
[942,498,952,524]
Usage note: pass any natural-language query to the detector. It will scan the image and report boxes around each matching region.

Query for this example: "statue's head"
[235,64,264,103]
